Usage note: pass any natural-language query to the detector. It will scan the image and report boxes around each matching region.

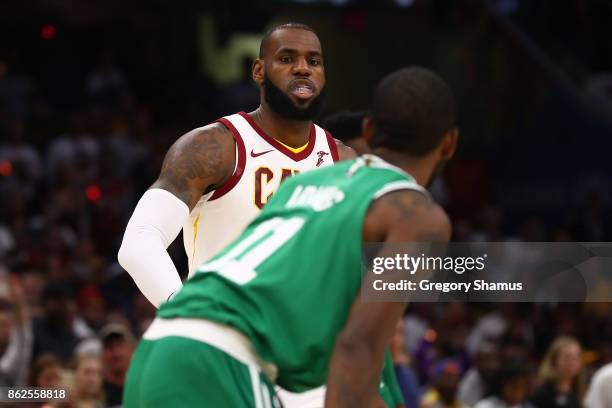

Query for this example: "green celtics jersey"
[159,154,426,393]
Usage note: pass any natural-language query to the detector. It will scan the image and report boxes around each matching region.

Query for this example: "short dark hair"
[42,280,74,301]
[259,22,317,59]
[369,67,456,156]
[492,359,531,397]
[322,111,366,143]
[99,323,135,347]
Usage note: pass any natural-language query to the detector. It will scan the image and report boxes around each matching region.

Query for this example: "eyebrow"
[274,47,322,57]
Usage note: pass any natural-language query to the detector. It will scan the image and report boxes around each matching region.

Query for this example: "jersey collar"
[239,111,316,162]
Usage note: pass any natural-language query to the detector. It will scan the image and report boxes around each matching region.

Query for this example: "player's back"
[159,155,427,392]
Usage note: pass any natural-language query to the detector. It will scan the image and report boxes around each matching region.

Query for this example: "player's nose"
[291,57,311,76]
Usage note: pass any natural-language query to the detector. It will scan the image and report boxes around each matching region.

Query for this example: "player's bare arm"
[152,122,237,210]
[335,139,357,161]
[325,190,451,408]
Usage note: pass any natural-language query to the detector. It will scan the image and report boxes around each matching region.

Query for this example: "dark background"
[0,0,611,406]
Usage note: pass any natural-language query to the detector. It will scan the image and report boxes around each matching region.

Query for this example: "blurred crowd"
[0,53,165,407]
[0,11,611,408]
[389,302,612,408]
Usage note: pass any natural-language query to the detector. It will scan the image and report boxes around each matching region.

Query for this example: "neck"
[250,104,311,148]
[372,148,433,187]
[558,377,573,393]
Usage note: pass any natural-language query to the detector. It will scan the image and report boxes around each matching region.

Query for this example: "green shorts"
[124,336,280,408]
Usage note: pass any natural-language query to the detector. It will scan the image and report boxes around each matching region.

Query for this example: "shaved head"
[370,67,456,156]
[259,23,318,59]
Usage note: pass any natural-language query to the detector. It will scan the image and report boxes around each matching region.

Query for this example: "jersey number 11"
[197,217,305,284]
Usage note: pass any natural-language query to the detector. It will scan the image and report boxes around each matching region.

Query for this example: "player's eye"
[280,56,292,63]
[309,58,320,66]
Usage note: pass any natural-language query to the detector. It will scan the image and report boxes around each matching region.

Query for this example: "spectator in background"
[322,110,370,154]
[71,353,104,408]
[466,305,510,357]
[77,285,106,332]
[30,353,64,388]
[0,57,35,117]
[86,52,128,106]
[529,337,584,408]
[0,274,32,386]
[420,359,466,408]
[103,113,149,180]
[100,324,134,408]
[0,116,41,199]
[217,56,261,114]
[46,109,99,186]
[415,314,470,386]
[584,362,612,408]
[498,335,532,364]
[467,305,533,360]
[32,281,83,363]
[391,319,421,408]
[458,342,500,407]
[474,361,534,408]
[403,304,433,355]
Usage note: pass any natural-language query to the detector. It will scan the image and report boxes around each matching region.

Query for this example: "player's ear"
[252,59,264,86]
[362,115,375,145]
[440,127,459,160]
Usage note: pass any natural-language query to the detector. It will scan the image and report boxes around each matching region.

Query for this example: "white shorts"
[276,386,326,408]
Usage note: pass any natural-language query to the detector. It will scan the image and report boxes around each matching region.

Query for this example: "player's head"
[364,67,458,183]
[253,23,326,121]
[322,110,370,155]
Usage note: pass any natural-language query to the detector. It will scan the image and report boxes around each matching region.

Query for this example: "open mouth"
[289,80,316,100]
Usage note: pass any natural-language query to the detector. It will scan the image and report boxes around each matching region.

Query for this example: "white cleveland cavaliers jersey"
[183,111,338,277]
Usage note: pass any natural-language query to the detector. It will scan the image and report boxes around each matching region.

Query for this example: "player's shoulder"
[181,121,234,146]
[163,122,237,183]
[169,122,236,161]
[386,189,450,232]
[366,188,451,242]
[333,138,357,160]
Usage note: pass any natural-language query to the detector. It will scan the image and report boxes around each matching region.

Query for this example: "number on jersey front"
[197,217,305,284]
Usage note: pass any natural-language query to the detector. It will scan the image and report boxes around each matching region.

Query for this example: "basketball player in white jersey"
[118,22,354,407]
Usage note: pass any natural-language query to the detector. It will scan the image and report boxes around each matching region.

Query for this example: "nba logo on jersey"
[316,151,329,167]
[183,112,339,277]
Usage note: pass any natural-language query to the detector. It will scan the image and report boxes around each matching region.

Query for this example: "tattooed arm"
[151,123,236,209]
[118,123,236,307]
[325,190,451,408]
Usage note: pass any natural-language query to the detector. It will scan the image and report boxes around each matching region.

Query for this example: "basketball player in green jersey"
[124,66,457,408]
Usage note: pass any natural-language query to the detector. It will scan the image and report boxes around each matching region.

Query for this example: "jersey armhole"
[208,118,247,201]
[373,180,430,200]
[325,130,340,162]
